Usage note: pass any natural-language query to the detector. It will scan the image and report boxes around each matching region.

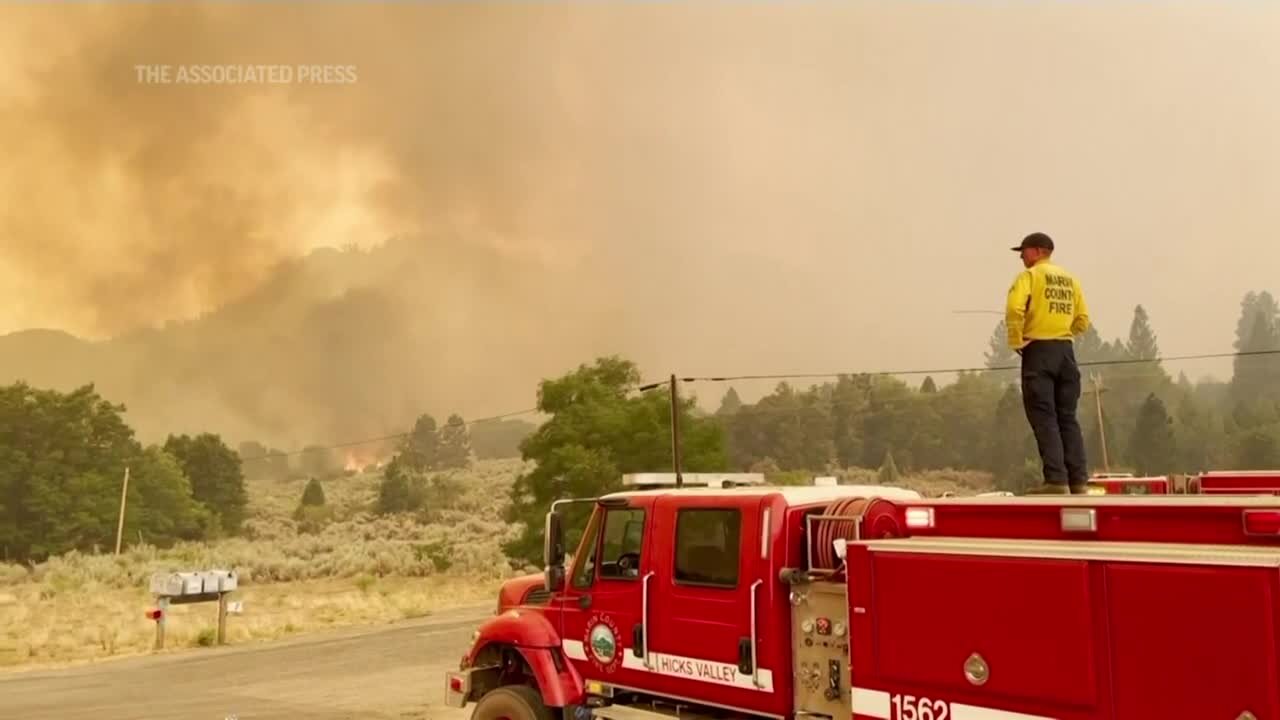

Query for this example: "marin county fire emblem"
[584,614,622,672]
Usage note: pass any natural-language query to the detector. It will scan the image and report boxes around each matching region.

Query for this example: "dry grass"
[0,576,495,669]
[0,458,993,670]
[0,459,530,670]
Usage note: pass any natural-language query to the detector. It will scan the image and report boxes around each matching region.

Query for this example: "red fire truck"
[1083,471,1280,496]
[1191,470,1280,496]
[445,473,1280,720]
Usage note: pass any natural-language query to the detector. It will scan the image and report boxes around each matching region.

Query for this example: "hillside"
[0,238,596,451]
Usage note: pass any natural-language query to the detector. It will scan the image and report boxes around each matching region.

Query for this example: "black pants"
[1020,340,1088,485]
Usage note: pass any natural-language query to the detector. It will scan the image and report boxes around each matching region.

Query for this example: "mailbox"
[200,570,237,593]
[146,568,238,652]
[150,572,186,597]
[149,569,237,597]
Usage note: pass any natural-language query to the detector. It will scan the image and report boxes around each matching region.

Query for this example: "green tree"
[127,446,212,546]
[1232,305,1280,413]
[1074,325,1108,364]
[830,375,870,468]
[300,478,326,507]
[400,414,440,471]
[163,433,249,534]
[1172,394,1227,474]
[0,383,211,560]
[860,377,916,469]
[1129,393,1175,477]
[988,385,1036,491]
[1234,425,1280,469]
[716,387,744,416]
[1126,305,1161,362]
[920,376,938,394]
[437,414,472,469]
[503,356,727,565]
[733,383,833,471]
[877,450,901,485]
[377,464,413,514]
[984,320,1019,381]
[0,383,138,559]
[929,372,1002,469]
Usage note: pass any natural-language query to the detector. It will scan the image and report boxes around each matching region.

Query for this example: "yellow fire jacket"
[1006,259,1090,349]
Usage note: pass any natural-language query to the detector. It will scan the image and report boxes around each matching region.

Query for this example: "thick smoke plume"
[2,2,1279,450]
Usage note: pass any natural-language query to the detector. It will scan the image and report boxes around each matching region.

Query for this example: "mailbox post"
[147,569,238,650]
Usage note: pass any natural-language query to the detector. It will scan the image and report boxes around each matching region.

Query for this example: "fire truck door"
[558,501,652,687]
[643,495,779,714]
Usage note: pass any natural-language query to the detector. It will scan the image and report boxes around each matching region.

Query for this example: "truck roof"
[914,493,1280,507]
[601,484,923,506]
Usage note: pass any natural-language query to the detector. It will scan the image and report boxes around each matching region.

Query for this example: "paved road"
[0,605,488,720]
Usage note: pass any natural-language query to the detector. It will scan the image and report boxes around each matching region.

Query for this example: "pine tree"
[1129,393,1174,477]
[300,478,326,507]
[437,414,472,469]
[1233,291,1279,352]
[984,320,1018,376]
[400,414,440,471]
[1074,325,1107,363]
[920,376,938,394]
[1126,305,1160,362]
[877,449,901,485]
[1232,307,1280,409]
[716,387,744,415]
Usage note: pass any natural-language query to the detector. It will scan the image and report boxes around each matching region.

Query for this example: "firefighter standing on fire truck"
[1006,232,1091,494]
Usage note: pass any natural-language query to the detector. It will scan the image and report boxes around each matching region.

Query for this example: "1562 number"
[890,694,949,720]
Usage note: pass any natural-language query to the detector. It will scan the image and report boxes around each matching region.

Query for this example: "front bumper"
[443,668,474,708]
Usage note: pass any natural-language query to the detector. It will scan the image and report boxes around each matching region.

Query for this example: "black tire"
[471,685,555,720]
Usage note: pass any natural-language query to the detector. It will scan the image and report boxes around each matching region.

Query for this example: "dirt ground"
[0,603,489,720]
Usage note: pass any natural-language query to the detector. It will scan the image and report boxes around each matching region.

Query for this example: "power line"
[679,348,1280,385]
[239,407,540,461]
[237,376,667,464]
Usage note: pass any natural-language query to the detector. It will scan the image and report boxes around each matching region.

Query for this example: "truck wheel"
[471,685,555,720]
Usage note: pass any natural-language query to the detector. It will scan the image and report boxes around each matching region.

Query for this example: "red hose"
[813,497,903,571]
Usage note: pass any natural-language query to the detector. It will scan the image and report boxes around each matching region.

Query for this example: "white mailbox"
[149,572,185,596]
[150,569,237,597]
[200,570,237,593]
[181,572,203,595]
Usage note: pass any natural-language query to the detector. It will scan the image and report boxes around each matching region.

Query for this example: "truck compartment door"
[849,548,1101,713]
[1105,563,1280,719]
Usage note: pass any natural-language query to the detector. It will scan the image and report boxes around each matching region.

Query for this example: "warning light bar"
[1243,510,1280,536]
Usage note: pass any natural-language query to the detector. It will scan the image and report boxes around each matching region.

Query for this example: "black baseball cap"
[1011,232,1054,252]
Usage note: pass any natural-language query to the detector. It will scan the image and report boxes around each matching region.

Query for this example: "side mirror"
[545,565,566,593]
[543,510,566,591]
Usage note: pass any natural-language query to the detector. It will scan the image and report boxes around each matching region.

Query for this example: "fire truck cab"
[446,473,1280,720]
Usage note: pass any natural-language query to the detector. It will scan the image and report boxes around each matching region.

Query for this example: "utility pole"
[115,466,130,555]
[1087,373,1111,472]
[669,374,684,489]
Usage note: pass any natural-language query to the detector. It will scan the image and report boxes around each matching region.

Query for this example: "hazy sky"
[2,0,1277,410]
